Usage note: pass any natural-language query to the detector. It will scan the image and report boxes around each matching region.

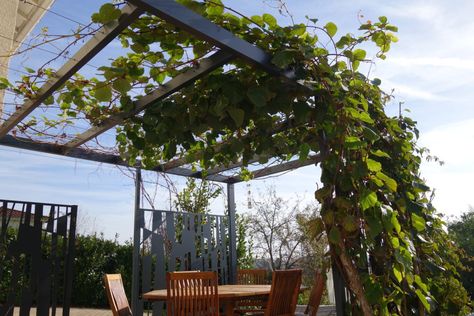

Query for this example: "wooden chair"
[299,271,325,316]
[264,269,302,316]
[166,271,219,316]
[237,269,268,285]
[104,274,132,316]
[235,269,269,315]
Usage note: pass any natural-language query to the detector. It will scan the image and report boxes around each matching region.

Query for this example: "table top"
[143,284,272,301]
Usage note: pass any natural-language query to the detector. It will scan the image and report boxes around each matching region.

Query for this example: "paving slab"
[12,307,112,316]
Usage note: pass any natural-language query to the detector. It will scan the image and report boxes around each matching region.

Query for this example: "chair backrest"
[103,274,132,316]
[237,269,268,285]
[265,269,302,316]
[305,270,325,316]
[166,271,219,316]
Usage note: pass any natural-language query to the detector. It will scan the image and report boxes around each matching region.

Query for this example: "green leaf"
[299,143,310,161]
[272,50,296,68]
[371,149,390,158]
[366,214,383,238]
[227,107,245,127]
[94,83,112,102]
[328,227,341,245]
[92,3,121,24]
[25,67,35,74]
[393,265,403,283]
[262,13,277,29]
[386,25,399,32]
[371,78,382,86]
[411,213,426,232]
[44,95,54,105]
[415,275,429,293]
[367,158,382,172]
[362,126,379,142]
[247,86,267,107]
[360,190,378,211]
[379,16,388,24]
[113,78,132,94]
[0,77,11,89]
[251,15,264,27]
[290,24,306,36]
[324,22,337,37]
[413,181,430,192]
[415,289,431,312]
[390,213,401,234]
[306,217,325,239]
[353,49,367,61]
[205,0,224,16]
[390,236,400,248]
[343,215,358,232]
[366,281,383,305]
[376,172,398,192]
[314,186,331,202]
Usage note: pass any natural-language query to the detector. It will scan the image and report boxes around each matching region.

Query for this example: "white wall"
[0,0,19,116]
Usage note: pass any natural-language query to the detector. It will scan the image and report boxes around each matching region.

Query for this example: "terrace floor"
[12,305,336,315]
[12,307,111,316]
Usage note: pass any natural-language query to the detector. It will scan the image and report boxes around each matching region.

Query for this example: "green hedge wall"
[72,234,133,307]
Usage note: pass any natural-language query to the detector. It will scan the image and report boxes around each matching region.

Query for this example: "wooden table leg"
[224,299,236,316]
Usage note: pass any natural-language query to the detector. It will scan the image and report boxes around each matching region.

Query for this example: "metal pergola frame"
[0,0,345,314]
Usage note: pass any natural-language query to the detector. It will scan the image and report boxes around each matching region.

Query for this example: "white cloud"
[382,80,440,101]
[388,57,474,71]
[419,119,474,215]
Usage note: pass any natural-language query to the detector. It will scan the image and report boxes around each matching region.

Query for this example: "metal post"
[63,205,77,316]
[332,263,347,316]
[132,168,142,315]
[227,183,237,284]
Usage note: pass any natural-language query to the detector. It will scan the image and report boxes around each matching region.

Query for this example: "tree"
[173,178,254,268]
[449,207,474,300]
[247,186,324,271]
[174,178,222,213]
[2,1,471,313]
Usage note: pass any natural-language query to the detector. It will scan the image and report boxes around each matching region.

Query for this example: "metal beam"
[64,50,234,149]
[131,167,142,315]
[0,135,230,182]
[0,4,142,138]
[127,0,293,78]
[227,183,237,284]
[228,154,321,183]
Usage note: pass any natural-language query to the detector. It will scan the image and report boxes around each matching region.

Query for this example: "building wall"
[0,0,20,117]
[0,0,55,118]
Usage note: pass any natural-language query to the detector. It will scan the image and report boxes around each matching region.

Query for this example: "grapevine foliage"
[1,0,472,314]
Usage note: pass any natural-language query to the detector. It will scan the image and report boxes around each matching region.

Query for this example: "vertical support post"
[132,168,142,315]
[227,183,237,284]
[63,205,77,316]
[332,263,347,316]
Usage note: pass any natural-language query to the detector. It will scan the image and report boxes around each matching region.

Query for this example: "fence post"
[227,183,237,284]
[132,168,142,315]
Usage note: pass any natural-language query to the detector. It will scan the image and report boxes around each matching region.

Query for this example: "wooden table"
[143,284,272,316]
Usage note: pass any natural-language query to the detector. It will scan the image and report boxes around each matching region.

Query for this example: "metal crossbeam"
[64,50,234,149]
[228,154,322,183]
[0,135,230,182]
[0,4,142,138]
[127,0,294,78]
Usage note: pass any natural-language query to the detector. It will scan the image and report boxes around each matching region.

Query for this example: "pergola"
[0,0,344,315]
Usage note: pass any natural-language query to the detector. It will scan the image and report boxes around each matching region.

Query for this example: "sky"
[1,0,473,242]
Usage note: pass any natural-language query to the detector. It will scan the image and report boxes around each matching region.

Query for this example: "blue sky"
[1,0,473,242]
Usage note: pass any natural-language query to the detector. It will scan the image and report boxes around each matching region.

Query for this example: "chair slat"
[235,269,269,314]
[304,271,325,316]
[104,274,132,316]
[166,271,219,316]
[265,269,302,316]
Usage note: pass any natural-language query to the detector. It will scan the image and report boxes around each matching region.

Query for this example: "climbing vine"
[1,0,472,314]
